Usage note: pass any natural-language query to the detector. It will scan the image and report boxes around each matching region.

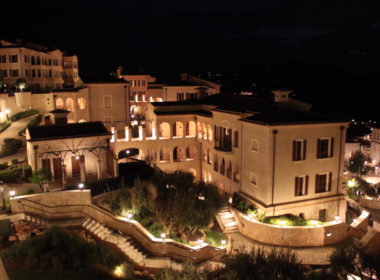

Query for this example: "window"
[77,97,86,110]
[24,55,29,63]
[315,172,332,193]
[177,92,184,101]
[250,172,258,186]
[295,176,308,196]
[234,130,239,148]
[10,69,19,77]
[9,55,18,63]
[293,140,306,161]
[317,138,334,158]
[103,95,112,110]
[0,55,6,63]
[1,69,7,77]
[187,92,196,99]
[251,139,259,151]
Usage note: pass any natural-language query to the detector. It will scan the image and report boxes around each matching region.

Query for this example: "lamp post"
[0,181,6,210]
[78,183,84,191]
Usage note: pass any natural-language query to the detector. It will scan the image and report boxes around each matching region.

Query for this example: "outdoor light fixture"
[228,196,233,204]
[160,232,166,241]
[347,179,356,188]
[78,183,84,191]
[221,240,227,246]
[198,239,204,245]
[326,233,332,237]
[126,150,130,154]
[335,216,340,221]
[353,219,358,224]
[75,155,80,160]
[9,190,15,198]
[127,212,133,221]
[278,220,286,227]
[248,213,254,220]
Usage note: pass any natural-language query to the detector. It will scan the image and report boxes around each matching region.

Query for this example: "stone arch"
[185,121,196,137]
[173,121,184,137]
[207,124,213,141]
[186,144,197,160]
[173,146,185,162]
[66,97,74,112]
[77,97,86,110]
[159,122,170,138]
[160,147,171,162]
[55,98,64,109]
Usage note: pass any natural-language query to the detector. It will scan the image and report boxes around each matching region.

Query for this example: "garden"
[101,170,227,246]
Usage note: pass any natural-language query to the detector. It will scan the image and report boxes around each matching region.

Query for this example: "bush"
[1,226,127,276]
[262,214,308,226]
[0,138,22,158]
[0,162,8,170]
[66,177,121,196]
[11,159,18,165]
[0,164,32,183]
[10,109,38,122]
[0,121,11,133]
[232,192,255,213]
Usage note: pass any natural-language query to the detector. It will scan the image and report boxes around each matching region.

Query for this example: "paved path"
[0,115,36,162]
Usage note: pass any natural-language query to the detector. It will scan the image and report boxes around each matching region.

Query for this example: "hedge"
[0,164,32,183]
[0,121,11,133]
[10,109,38,122]
[0,138,22,158]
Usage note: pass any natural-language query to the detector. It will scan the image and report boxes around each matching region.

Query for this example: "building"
[26,113,113,184]
[108,90,348,222]
[0,39,80,91]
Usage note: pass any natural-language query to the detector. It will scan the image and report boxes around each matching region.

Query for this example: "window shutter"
[330,138,334,158]
[292,141,296,161]
[303,140,307,160]
[315,174,319,193]
[328,172,332,191]
[295,177,298,196]
[317,139,321,158]
[305,175,309,195]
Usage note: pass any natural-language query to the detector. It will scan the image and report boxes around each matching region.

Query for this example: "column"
[61,164,67,187]
[138,125,143,140]
[125,126,130,141]
[113,158,119,177]
[79,156,86,182]
[111,126,116,143]
[152,123,157,139]
[96,160,102,180]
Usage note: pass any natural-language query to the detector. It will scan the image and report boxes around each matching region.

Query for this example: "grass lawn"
[7,269,120,280]
[205,229,226,247]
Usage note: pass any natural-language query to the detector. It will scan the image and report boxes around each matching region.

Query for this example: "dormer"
[272,89,293,103]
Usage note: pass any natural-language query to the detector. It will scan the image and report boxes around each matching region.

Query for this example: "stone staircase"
[82,218,150,265]
[217,207,238,233]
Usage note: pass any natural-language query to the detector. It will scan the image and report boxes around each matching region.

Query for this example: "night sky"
[2,0,380,119]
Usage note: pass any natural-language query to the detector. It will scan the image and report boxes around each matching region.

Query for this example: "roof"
[84,75,128,84]
[155,110,212,117]
[151,95,348,125]
[28,121,111,141]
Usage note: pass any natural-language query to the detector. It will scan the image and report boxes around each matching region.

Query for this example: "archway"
[186,145,197,160]
[173,122,184,137]
[66,98,74,112]
[55,98,64,109]
[173,146,185,162]
[186,121,196,137]
[159,147,171,162]
[159,122,170,138]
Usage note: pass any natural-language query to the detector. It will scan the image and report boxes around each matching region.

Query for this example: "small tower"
[272,89,293,103]
[49,109,70,125]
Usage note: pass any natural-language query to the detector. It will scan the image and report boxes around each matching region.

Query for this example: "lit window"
[317,138,334,159]
[315,172,332,193]
[77,97,86,110]
[293,140,306,161]
[295,175,308,196]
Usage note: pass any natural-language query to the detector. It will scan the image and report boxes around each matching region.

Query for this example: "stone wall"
[360,196,380,210]
[234,210,356,247]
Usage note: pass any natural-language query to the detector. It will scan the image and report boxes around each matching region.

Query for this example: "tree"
[29,168,52,192]
[347,151,371,177]
[15,78,27,91]
[330,241,380,280]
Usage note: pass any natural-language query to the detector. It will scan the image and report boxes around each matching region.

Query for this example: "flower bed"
[261,214,322,227]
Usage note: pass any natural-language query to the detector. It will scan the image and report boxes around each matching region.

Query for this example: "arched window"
[160,147,170,162]
[146,149,157,163]
[214,154,219,171]
[202,123,207,140]
[207,149,212,164]
[77,97,86,110]
[173,122,184,137]
[185,121,196,137]
[173,147,185,162]
[207,124,213,141]
[55,98,64,109]
[220,158,225,175]
[66,98,74,112]
[159,122,170,138]
[186,145,197,160]
[226,160,232,179]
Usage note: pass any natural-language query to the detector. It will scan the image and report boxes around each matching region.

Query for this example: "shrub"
[0,164,32,183]
[0,162,8,170]
[19,114,42,136]
[11,159,18,165]
[262,214,307,226]
[0,138,22,158]
[0,121,11,133]
[1,226,127,275]
[232,192,255,213]
[10,109,38,122]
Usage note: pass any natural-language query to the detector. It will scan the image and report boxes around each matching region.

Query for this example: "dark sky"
[2,0,380,119]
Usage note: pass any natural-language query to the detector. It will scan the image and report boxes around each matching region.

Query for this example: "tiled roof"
[28,121,111,141]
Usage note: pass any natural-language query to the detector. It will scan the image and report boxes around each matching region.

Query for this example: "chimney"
[272,89,293,103]
[50,109,70,124]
